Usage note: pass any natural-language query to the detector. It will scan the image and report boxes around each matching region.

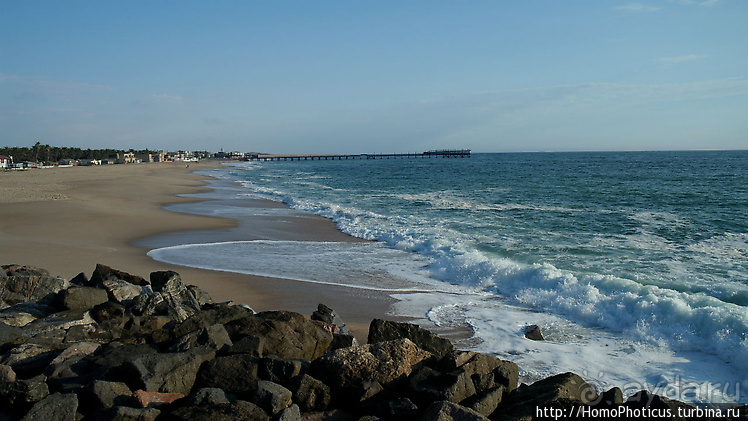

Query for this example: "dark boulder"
[121,347,215,394]
[168,400,270,421]
[90,301,126,323]
[0,265,68,306]
[130,272,201,323]
[0,321,24,352]
[167,323,233,353]
[252,380,292,415]
[422,400,490,421]
[368,319,454,359]
[196,353,260,397]
[288,374,331,412]
[89,264,148,287]
[494,372,598,420]
[19,392,78,421]
[224,311,333,361]
[58,286,108,311]
[524,324,544,341]
[86,380,132,409]
[311,303,351,335]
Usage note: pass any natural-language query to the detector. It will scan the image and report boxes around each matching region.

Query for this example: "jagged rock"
[0,264,69,306]
[0,364,16,383]
[20,309,96,344]
[368,319,454,359]
[463,386,505,417]
[0,322,24,351]
[330,333,358,351]
[458,353,519,393]
[196,353,260,397]
[101,279,144,304]
[98,406,161,421]
[277,403,301,421]
[58,286,109,311]
[130,272,201,323]
[90,301,126,323]
[0,374,50,410]
[311,304,350,335]
[224,311,333,361]
[422,400,490,421]
[523,325,544,341]
[122,347,215,395]
[20,392,78,421]
[2,342,62,378]
[253,380,292,414]
[172,303,254,338]
[43,341,100,380]
[89,264,148,287]
[495,372,598,420]
[312,339,432,403]
[187,285,213,307]
[168,401,270,421]
[288,374,331,412]
[186,387,233,406]
[133,389,185,408]
[87,380,132,409]
[438,350,477,371]
[259,356,305,385]
[0,311,37,327]
[227,334,264,356]
[91,342,159,374]
[376,397,419,420]
[625,390,696,418]
[409,365,477,404]
[69,272,88,285]
[167,323,232,353]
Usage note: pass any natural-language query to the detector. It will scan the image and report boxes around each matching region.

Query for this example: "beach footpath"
[1,263,742,420]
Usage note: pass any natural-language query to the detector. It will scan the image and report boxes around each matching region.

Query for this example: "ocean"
[148,150,748,404]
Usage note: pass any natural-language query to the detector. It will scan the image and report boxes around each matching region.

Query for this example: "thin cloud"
[614,3,663,12]
[656,54,706,64]
[677,0,720,6]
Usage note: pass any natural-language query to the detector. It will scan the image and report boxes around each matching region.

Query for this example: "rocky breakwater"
[0,263,743,421]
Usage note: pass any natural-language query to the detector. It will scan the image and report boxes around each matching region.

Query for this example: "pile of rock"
[0,264,740,420]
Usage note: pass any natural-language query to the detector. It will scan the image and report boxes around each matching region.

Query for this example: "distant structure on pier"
[246,149,471,162]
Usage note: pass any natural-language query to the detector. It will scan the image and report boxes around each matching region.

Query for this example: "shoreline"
[0,162,400,340]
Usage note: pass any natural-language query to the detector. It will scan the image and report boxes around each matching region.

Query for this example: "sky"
[1,1,746,154]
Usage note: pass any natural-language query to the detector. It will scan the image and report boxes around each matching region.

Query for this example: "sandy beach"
[0,162,396,339]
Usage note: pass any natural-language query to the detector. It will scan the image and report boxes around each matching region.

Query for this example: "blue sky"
[1,1,746,153]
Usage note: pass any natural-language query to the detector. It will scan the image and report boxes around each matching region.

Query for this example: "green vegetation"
[0,143,158,163]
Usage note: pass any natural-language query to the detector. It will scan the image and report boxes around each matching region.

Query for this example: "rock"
[43,341,100,380]
[2,342,62,378]
[224,311,333,361]
[376,397,419,420]
[167,323,232,353]
[196,353,260,397]
[368,319,454,359]
[625,390,696,418]
[458,353,519,393]
[523,325,544,341]
[409,366,477,404]
[277,403,301,421]
[312,339,431,403]
[599,387,624,406]
[0,264,69,306]
[122,347,215,395]
[87,380,132,409]
[0,321,24,351]
[168,401,270,421]
[311,304,350,335]
[130,272,201,323]
[0,311,37,327]
[330,334,358,351]
[58,286,109,311]
[422,400,490,421]
[288,374,331,412]
[20,309,96,343]
[100,406,161,421]
[90,301,126,323]
[171,303,254,339]
[132,389,185,408]
[463,386,505,417]
[227,334,264,357]
[258,356,305,385]
[0,374,50,411]
[89,264,148,287]
[496,372,598,420]
[253,380,292,414]
[20,392,78,421]
[186,387,232,406]
[187,285,213,307]
[91,342,159,374]
[0,364,16,383]
[101,279,144,304]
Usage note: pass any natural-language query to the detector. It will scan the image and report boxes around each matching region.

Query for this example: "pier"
[246,149,470,162]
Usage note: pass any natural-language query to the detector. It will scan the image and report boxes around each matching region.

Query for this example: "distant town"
[0,143,256,170]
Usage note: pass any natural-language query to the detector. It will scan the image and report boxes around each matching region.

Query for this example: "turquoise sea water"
[150,151,748,403]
